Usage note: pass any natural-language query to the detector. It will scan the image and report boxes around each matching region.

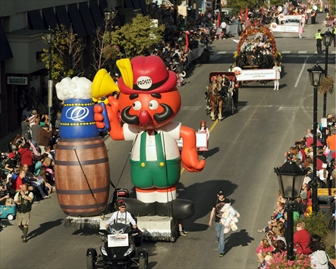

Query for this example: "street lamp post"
[44,26,55,126]
[322,30,333,141]
[307,62,325,215]
[274,162,307,261]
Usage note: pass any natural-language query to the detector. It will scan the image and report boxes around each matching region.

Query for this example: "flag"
[201,0,206,13]
[245,6,248,20]
[216,11,221,28]
[185,31,190,51]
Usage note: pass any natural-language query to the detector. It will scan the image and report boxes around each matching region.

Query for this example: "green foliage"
[295,211,330,238]
[230,0,284,14]
[330,0,335,14]
[111,14,165,58]
[41,24,83,82]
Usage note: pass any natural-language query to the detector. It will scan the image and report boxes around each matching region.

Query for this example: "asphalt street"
[1,13,336,269]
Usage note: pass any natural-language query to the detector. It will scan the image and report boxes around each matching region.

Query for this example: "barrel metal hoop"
[56,143,105,150]
[60,202,106,209]
[58,137,102,143]
[54,157,108,166]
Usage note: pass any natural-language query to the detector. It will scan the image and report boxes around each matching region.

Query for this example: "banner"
[233,68,277,81]
[270,22,299,33]
[278,14,302,22]
[206,0,212,10]
[178,5,187,16]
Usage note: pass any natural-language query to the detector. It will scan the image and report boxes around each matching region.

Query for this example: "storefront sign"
[234,68,277,81]
[7,76,28,85]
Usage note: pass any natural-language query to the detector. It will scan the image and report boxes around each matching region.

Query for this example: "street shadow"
[200,147,219,160]
[72,226,100,236]
[279,83,288,90]
[224,229,255,254]
[28,218,63,239]
[176,179,239,232]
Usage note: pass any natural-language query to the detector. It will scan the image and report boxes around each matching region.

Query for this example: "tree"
[110,14,165,58]
[230,0,283,14]
[91,16,119,72]
[41,24,83,82]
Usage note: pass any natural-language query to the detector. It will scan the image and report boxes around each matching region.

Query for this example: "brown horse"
[206,76,224,121]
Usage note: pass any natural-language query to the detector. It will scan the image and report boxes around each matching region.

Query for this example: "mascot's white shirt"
[123,121,181,161]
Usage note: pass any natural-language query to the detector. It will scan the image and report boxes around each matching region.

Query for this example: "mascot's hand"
[180,126,205,172]
[94,103,112,130]
[94,96,118,129]
[181,152,205,172]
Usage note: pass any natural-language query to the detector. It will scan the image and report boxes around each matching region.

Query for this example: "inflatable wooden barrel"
[54,137,110,217]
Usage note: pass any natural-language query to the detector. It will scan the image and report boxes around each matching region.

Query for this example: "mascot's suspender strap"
[140,131,164,164]
[130,131,181,189]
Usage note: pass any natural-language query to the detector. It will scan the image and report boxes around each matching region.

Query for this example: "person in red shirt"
[294,222,312,255]
[18,142,34,170]
[326,127,336,163]
[11,169,26,192]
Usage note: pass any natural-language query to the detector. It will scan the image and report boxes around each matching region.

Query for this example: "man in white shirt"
[220,21,227,39]
[105,200,137,229]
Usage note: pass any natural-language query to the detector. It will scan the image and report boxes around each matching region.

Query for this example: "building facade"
[0,0,149,139]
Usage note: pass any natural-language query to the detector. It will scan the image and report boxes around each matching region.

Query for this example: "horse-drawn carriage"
[205,72,239,121]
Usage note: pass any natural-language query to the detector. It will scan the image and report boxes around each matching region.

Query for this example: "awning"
[28,10,46,30]
[0,22,13,61]
[42,7,58,30]
[99,0,108,14]
[132,0,142,9]
[56,6,71,30]
[68,4,87,37]
[124,0,134,9]
[139,0,149,16]
[90,1,104,28]
[79,2,96,35]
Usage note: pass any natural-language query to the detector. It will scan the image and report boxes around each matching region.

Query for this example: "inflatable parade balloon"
[54,77,110,217]
[93,56,205,219]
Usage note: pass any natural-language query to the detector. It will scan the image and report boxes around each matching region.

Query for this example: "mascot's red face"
[117,55,181,130]
[118,90,181,130]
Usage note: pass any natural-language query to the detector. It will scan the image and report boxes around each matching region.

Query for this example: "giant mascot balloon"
[54,77,110,217]
[93,56,205,219]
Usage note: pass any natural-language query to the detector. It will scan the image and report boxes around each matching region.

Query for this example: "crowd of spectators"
[0,108,60,209]
[256,113,336,268]
[146,4,219,85]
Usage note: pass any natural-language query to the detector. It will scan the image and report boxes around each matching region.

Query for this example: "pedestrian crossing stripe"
[298,51,307,54]
[217,51,227,54]
[281,51,291,54]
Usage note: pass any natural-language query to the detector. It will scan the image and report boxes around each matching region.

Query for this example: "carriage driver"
[105,200,137,229]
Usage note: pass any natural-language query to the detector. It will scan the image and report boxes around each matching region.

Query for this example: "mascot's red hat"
[118,56,177,94]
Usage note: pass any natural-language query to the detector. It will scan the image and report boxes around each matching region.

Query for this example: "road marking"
[181,106,203,111]
[217,51,227,54]
[281,51,291,54]
[294,56,309,88]
[298,51,307,54]
[331,51,336,54]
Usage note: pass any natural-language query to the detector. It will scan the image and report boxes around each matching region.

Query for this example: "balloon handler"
[93,56,205,231]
